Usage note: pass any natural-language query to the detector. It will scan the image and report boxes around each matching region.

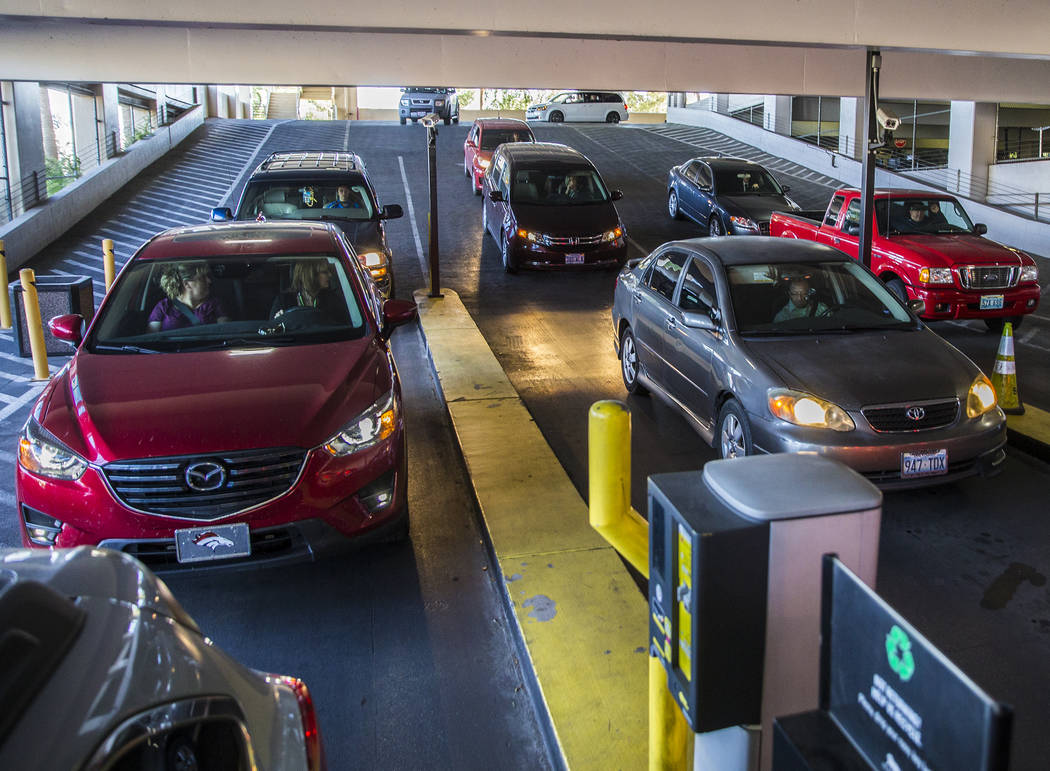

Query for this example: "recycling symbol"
[885,625,915,682]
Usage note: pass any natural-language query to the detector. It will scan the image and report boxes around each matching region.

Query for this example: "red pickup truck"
[769,188,1039,331]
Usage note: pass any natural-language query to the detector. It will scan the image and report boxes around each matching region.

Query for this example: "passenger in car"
[270,260,345,321]
[148,263,230,331]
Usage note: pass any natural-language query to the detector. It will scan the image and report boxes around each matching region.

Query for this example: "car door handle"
[834,237,841,245]
[633,292,642,304]
[666,316,677,331]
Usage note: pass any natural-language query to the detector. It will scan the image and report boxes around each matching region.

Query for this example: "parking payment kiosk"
[648,453,882,771]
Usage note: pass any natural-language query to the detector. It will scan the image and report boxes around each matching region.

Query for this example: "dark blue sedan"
[667,157,800,236]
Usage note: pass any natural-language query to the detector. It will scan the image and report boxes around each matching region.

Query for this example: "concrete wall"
[667,105,1050,257]
[0,106,205,270]
[990,159,1050,195]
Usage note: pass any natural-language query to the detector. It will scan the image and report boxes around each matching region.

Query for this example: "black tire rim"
[607,113,620,123]
[551,112,563,123]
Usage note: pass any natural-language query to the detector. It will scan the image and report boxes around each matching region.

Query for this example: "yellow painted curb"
[415,289,648,769]
[1006,404,1050,443]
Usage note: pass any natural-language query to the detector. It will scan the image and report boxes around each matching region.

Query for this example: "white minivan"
[525,91,629,123]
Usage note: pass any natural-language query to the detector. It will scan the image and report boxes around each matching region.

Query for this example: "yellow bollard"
[102,238,116,292]
[0,239,11,329]
[588,400,649,576]
[19,269,50,380]
[588,400,692,771]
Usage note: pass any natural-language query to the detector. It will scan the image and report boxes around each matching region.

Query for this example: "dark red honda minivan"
[16,221,416,569]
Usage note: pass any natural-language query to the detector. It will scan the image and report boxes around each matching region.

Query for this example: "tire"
[443,116,451,126]
[885,278,908,303]
[708,216,724,237]
[482,202,489,239]
[668,189,683,220]
[620,329,648,395]
[453,116,460,125]
[549,111,564,123]
[399,117,407,125]
[411,118,418,124]
[717,400,753,459]
[473,177,482,196]
[464,157,470,178]
[985,316,1024,333]
[501,234,518,274]
[606,112,621,124]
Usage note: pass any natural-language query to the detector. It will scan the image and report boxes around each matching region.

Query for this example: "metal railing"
[997,139,1050,163]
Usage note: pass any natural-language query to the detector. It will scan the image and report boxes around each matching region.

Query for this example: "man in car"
[324,185,363,210]
[774,277,829,322]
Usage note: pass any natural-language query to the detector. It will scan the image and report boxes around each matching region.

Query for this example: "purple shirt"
[148,298,227,331]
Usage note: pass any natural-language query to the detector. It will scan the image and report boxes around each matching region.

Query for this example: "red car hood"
[885,234,1028,269]
[42,339,385,463]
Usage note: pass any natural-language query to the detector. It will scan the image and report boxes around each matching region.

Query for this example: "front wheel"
[708,216,724,237]
[464,157,470,178]
[668,189,682,220]
[453,116,460,125]
[501,234,518,274]
[399,117,407,125]
[985,316,1024,333]
[620,329,648,395]
[549,111,564,123]
[885,278,908,304]
[717,400,753,459]
[443,116,451,126]
[606,112,621,124]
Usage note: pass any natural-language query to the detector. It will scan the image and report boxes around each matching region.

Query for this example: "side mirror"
[489,190,504,203]
[211,207,233,222]
[974,223,988,235]
[381,299,417,340]
[681,311,717,331]
[381,204,404,220]
[907,299,926,316]
[626,257,643,269]
[781,185,791,194]
[48,314,85,347]
[610,190,623,201]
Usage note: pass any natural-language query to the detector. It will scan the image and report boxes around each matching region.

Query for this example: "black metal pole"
[426,122,441,298]
[858,49,881,270]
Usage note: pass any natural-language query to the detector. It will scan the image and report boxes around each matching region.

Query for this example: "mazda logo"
[905,406,926,421]
[185,461,227,492]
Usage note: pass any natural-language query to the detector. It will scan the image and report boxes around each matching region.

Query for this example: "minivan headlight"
[966,373,997,418]
[400,98,409,106]
[602,227,624,243]
[324,390,397,456]
[536,105,548,112]
[767,389,855,431]
[19,419,88,480]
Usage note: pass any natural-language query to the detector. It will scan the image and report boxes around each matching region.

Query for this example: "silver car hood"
[742,328,979,410]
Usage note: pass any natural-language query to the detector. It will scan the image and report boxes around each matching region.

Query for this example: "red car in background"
[16,221,417,570]
[463,117,535,195]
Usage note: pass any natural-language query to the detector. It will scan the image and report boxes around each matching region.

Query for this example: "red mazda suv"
[463,118,534,195]
[16,221,417,570]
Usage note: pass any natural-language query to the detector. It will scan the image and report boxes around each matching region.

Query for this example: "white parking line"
[0,383,47,421]
[0,351,60,372]
[625,236,649,258]
[397,156,428,277]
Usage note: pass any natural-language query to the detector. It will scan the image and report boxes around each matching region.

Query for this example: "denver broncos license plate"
[175,523,251,564]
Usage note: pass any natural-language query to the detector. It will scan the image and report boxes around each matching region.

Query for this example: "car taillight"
[282,677,325,771]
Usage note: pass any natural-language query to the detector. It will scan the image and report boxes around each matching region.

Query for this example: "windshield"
[509,167,609,205]
[480,129,534,151]
[238,182,376,222]
[713,168,784,196]
[875,197,976,236]
[88,254,367,353]
[726,261,915,335]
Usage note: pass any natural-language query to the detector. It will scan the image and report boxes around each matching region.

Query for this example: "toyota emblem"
[185,461,227,492]
[905,406,926,421]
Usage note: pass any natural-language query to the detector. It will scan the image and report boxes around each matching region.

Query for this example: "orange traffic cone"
[990,322,1024,415]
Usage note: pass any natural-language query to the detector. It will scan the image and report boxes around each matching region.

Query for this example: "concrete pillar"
[763,95,793,136]
[238,86,252,119]
[11,81,46,210]
[207,86,222,118]
[715,94,730,113]
[154,84,167,126]
[948,101,997,200]
[839,97,865,160]
[336,87,359,121]
[97,84,120,159]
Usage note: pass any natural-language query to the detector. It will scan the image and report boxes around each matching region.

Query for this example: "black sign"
[821,557,1012,771]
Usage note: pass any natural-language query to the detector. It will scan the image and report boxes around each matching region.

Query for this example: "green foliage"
[625,92,668,114]
[483,89,553,111]
[45,152,82,194]
[454,89,475,109]
[299,99,335,121]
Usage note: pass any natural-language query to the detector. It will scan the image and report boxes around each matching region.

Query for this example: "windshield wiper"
[92,343,163,354]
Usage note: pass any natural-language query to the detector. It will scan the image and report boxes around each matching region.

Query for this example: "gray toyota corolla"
[612,238,1006,488]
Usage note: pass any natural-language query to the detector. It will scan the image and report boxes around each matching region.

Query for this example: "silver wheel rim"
[668,191,677,217]
[483,205,487,232]
[502,237,509,268]
[711,219,721,236]
[622,335,638,384]
[720,413,745,458]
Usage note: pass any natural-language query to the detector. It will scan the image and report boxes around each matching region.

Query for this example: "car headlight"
[602,227,624,243]
[19,419,88,480]
[1021,265,1039,283]
[767,389,855,432]
[324,390,397,456]
[729,216,761,232]
[918,267,953,284]
[358,251,389,279]
[537,105,548,112]
[517,229,544,244]
[434,100,444,107]
[478,159,491,169]
[966,373,997,418]
[400,99,409,106]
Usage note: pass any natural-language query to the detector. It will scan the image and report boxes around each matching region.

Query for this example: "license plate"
[410,111,427,117]
[901,449,948,479]
[980,294,1004,310]
[175,523,251,564]
[566,253,585,265]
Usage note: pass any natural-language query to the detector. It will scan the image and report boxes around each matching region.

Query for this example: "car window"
[88,254,368,353]
[712,168,783,195]
[678,258,717,313]
[841,200,862,235]
[824,195,845,227]
[645,251,688,302]
[240,182,376,221]
[681,163,699,184]
[508,167,609,205]
[480,129,534,151]
[696,164,713,189]
[551,94,569,104]
[875,197,976,236]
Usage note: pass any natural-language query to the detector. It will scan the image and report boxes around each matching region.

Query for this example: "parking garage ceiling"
[2,1,1049,101]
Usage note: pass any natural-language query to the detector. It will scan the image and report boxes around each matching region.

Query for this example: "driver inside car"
[774,277,829,323]
[270,260,345,321]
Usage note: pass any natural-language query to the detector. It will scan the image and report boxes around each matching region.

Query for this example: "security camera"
[419,113,440,128]
[876,107,901,132]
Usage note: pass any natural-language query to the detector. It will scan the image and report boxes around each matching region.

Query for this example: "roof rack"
[260,151,360,172]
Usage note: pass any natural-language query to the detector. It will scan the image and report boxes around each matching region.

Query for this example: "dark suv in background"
[399,87,460,125]
[213,151,403,297]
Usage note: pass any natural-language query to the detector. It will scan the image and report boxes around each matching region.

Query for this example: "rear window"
[238,182,375,221]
